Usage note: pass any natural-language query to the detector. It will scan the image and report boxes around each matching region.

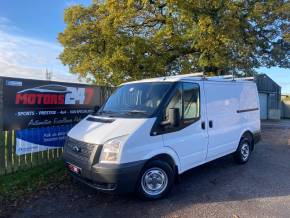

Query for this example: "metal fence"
[0,86,112,176]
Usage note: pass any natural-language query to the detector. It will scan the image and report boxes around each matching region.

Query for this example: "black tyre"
[136,160,174,200]
[234,134,252,164]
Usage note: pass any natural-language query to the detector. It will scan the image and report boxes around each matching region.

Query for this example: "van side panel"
[204,81,243,160]
[238,83,261,138]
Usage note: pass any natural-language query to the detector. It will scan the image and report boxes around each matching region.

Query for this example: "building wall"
[282,96,290,119]
[255,74,281,120]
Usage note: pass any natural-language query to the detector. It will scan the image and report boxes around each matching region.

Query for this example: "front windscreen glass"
[99,82,173,117]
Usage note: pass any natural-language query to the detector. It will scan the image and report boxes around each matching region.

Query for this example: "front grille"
[64,137,97,160]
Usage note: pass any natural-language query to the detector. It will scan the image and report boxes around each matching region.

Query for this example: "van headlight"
[99,138,123,163]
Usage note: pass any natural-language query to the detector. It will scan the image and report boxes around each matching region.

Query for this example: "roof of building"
[255,74,281,88]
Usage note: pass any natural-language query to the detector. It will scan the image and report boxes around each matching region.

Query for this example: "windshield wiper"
[122,110,150,116]
[100,110,117,115]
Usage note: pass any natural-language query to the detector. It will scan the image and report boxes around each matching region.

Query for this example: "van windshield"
[99,82,173,117]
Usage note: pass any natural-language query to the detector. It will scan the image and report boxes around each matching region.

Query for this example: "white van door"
[204,82,241,160]
[161,81,208,172]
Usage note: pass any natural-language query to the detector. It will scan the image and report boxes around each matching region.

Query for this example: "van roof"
[122,73,255,85]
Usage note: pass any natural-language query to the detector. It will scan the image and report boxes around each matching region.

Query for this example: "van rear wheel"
[136,160,174,200]
[234,134,252,164]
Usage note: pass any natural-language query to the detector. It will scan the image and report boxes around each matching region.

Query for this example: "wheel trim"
[141,167,168,196]
[241,142,250,160]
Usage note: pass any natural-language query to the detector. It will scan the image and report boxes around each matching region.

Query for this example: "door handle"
[201,121,206,130]
[209,120,213,128]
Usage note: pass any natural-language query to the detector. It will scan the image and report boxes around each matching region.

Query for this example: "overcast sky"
[0,0,289,93]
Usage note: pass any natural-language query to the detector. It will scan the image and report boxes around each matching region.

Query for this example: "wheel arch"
[240,130,254,151]
[142,149,181,175]
[149,154,177,174]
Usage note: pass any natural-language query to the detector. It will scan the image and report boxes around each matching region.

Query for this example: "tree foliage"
[58,0,290,85]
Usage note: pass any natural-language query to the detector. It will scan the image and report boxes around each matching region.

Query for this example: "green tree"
[58,0,289,85]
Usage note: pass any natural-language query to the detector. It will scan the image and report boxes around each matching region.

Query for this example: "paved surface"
[10,120,290,218]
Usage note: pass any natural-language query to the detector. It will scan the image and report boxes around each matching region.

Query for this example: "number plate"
[67,162,82,175]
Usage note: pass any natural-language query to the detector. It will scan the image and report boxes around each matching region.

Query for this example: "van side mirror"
[168,108,180,127]
[161,108,180,127]
[94,105,100,113]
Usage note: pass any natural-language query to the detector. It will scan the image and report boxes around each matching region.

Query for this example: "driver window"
[165,82,200,122]
[183,83,200,120]
[165,84,182,120]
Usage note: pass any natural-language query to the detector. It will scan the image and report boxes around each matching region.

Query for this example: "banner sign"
[2,77,101,130]
[16,124,74,155]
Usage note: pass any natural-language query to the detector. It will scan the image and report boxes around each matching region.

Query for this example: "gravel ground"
[6,120,290,218]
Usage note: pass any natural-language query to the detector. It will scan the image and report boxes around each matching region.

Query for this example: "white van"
[64,74,261,200]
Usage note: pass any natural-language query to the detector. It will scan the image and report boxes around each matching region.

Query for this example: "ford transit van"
[63,74,261,200]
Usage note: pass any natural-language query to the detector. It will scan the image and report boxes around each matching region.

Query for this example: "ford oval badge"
[72,145,81,153]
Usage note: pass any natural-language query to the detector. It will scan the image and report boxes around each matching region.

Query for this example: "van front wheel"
[136,160,174,200]
[234,135,252,164]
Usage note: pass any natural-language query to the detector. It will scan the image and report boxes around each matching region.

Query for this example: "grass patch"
[0,160,67,200]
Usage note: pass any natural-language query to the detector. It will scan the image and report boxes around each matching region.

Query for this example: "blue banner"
[16,124,74,155]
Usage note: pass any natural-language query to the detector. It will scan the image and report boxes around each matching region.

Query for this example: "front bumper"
[64,159,146,194]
